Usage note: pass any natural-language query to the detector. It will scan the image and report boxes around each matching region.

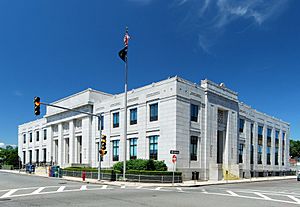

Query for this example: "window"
[190,136,198,161]
[282,132,285,165]
[130,138,137,160]
[113,112,119,128]
[258,145,262,164]
[275,130,279,165]
[30,132,32,143]
[190,104,199,122]
[257,126,263,164]
[130,108,137,125]
[36,131,39,142]
[149,135,158,160]
[36,149,39,163]
[43,148,47,163]
[149,103,158,122]
[250,123,254,164]
[23,134,26,144]
[267,128,272,165]
[43,129,47,140]
[238,144,243,163]
[239,119,245,133]
[112,140,120,161]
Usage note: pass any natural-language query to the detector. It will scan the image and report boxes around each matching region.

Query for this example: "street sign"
[170,150,180,154]
[172,154,177,163]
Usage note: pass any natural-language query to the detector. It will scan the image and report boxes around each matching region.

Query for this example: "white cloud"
[14,90,23,97]
[0,142,5,148]
[175,0,290,53]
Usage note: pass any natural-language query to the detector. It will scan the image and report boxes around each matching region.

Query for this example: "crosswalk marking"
[227,190,239,197]
[287,195,300,204]
[253,192,272,200]
[1,189,18,198]
[31,187,45,194]
[177,187,183,192]
[136,186,143,189]
[80,185,87,191]
[57,186,65,192]
[155,187,161,191]
[101,185,107,189]
[121,185,126,189]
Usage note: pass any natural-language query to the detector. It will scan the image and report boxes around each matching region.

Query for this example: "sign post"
[172,154,177,186]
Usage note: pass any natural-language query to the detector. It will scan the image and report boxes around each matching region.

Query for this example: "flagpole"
[123,27,128,181]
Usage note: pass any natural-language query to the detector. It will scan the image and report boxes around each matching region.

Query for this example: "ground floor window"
[257,145,262,164]
[149,135,158,160]
[130,138,137,160]
[238,144,243,163]
[190,136,198,161]
[112,140,120,161]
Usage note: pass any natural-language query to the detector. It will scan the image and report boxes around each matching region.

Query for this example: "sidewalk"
[0,169,296,187]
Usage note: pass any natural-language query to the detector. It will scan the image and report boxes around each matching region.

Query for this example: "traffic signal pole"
[38,101,104,181]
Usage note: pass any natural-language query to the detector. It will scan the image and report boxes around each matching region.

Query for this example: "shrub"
[113,159,168,172]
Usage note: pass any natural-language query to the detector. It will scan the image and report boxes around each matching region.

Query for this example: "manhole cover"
[0,198,11,201]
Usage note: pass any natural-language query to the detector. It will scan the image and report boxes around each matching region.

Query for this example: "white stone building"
[18,76,290,180]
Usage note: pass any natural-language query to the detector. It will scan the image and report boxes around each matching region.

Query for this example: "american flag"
[123,29,130,47]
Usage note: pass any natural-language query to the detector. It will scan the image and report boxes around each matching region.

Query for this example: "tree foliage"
[290,139,300,158]
[0,145,19,167]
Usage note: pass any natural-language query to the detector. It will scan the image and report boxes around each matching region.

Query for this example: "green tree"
[290,139,300,158]
[0,145,19,167]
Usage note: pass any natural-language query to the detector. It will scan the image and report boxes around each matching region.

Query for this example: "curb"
[0,170,296,188]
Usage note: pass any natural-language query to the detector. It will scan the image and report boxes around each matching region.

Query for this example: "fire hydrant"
[82,171,86,182]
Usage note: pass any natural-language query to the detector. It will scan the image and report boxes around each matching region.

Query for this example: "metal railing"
[62,170,182,183]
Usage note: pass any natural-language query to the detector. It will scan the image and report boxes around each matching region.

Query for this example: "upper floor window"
[149,135,158,160]
[130,108,137,125]
[150,103,158,122]
[30,132,32,143]
[267,128,272,147]
[190,104,199,122]
[250,123,254,144]
[275,130,279,148]
[23,134,26,144]
[258,126,263,145]
[190,136,198,161]
[239,119,245,133]
[43,129,47,140]
[113,112,119,128]
[36,131,39,142]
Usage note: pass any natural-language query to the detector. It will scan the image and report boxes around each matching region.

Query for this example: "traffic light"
[34,97,41,116]
[100,135,107,156]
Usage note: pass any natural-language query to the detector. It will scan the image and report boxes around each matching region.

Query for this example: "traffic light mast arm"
[40,102,101,119]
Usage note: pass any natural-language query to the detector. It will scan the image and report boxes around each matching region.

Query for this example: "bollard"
[82,171,86,182]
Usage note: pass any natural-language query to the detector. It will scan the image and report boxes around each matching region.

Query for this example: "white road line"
[177,188,183,192]
[121,185,126,189]
[136,186,143,189]
[155,187,161,191]
[1,189,18,198]
[80,185,87,191]
[57,186,66,192]
[253,192,272,200]
[227,190,239,197]
[101,185,107,189]
[31,187,46,194]
[287,195,300,204]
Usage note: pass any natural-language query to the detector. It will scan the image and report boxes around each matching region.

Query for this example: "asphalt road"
[0,171,299,207]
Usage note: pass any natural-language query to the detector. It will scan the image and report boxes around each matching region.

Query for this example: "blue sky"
[0,0,299,146]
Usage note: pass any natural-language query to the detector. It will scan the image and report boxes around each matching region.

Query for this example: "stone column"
[69,120,75,165]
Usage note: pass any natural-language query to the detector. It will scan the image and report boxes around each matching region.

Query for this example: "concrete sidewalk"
[0,169,296,187]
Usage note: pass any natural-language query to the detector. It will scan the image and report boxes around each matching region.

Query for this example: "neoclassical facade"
[18,76,290,180]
